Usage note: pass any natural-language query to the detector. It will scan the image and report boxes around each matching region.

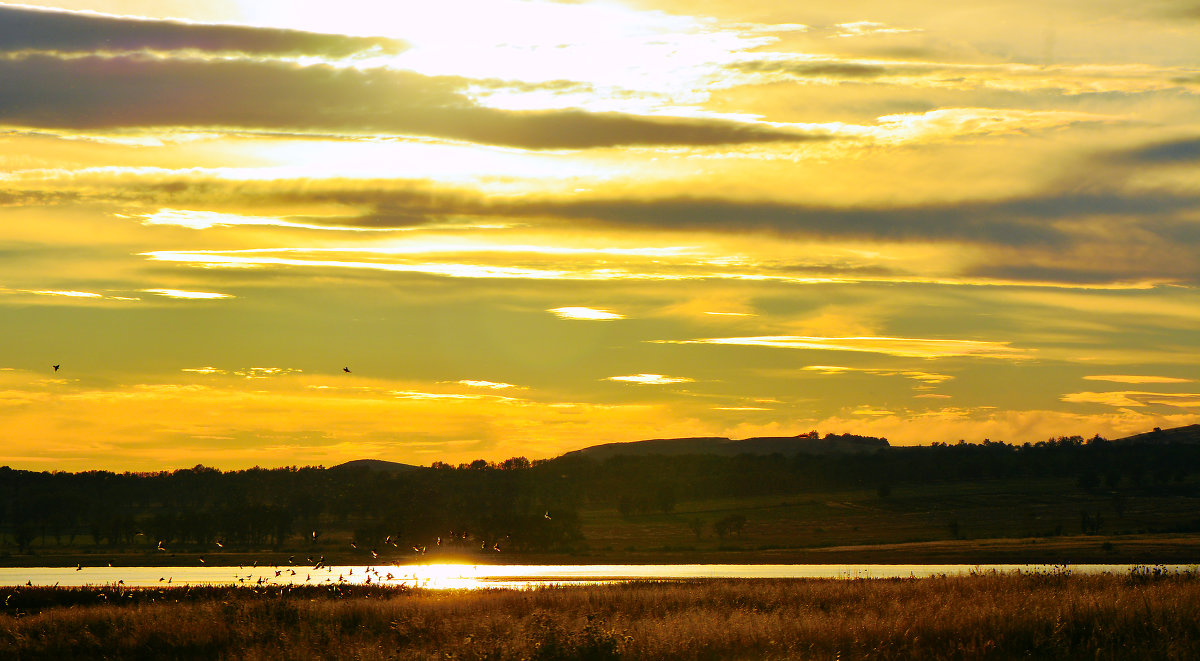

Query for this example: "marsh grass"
[2,571,1199,659]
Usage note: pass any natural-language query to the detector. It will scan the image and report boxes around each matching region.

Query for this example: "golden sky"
[2,1,1199,470]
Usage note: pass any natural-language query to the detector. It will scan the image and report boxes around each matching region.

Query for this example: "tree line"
[0,460,582,554]
[1,435,1198,553]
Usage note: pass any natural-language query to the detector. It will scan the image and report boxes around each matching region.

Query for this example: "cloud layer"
[0,1,1198,469]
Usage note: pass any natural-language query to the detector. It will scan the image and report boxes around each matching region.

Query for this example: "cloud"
[142,288,232,299]
[1061,391,1200,408]
[506,192,1175,247]
[1083,375,1194,384]
[388,390,517,402]
[233,367,302,379]
[548,306,623,320]
[0,55,828,149]
[735,59,891,79]
[452,380,523,390]
[8,165,1197,289]
[15,172,1200,264]
[852,407,895,416]
[803,365,954,383]
[181,367,226,375]
[140,208,395,232]
[27,290,102,298]
[606,374,695,385]
[658,336,1030,359]
[831,22,921,39]
[1115,137,1200,164]
[0,5,406,58]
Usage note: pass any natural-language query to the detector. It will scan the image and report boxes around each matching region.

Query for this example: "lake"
[1,563,1192,590]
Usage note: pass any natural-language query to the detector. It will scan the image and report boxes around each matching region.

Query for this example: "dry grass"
[1,570,1199,659]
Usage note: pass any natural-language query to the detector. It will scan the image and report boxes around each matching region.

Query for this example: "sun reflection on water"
[2,563,1193,589]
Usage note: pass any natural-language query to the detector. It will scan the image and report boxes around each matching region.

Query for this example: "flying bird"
[52,365,60,372]
[343,367,351,373]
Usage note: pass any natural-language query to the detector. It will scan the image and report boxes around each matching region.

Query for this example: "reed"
[1,570,1198,659]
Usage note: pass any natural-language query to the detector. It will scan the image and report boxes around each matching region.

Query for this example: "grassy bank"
[2,571,1199,659]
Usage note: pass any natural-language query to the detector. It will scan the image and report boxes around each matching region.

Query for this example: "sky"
[1,1,1199,471]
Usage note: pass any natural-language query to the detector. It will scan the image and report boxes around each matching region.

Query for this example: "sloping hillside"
[1115,424,1200,445]
[561,432,888,461]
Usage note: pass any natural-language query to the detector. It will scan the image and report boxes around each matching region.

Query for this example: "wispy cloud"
[1062,391,1200,408]
[451,380,522,390]
[142,289,232,300]
[388,390,522,403]
[28,290,102,298]
[606,374,695,385]
[181,367,226,375]
[803,365,954,383]
[140,209,396,232]
[548,306,624,320]
[852,406,895,416]
[659,336,1029,359]
[1084,375,1194,384]
[831,21,921,38]
[181,366,300,379]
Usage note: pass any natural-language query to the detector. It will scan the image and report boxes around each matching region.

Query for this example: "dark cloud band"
[0,5,406,57]
[1117,137,1200,164]
[0,55,826,149]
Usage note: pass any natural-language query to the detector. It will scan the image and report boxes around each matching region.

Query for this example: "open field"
[2,571,1199,659]
[5,476,1199,567]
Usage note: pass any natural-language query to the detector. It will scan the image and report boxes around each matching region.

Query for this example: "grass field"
[4,476,1200,567]
[1,570,1199,659]
[580,477,1200,549]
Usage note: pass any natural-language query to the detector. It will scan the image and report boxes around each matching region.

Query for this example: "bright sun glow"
[234,0,773,113]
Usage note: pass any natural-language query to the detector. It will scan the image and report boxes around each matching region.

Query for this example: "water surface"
[1,563,1191,590]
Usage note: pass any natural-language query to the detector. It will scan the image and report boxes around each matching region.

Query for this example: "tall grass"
[1,571,1199,659]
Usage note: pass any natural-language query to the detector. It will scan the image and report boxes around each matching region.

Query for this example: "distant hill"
[1114,424,1200,445]
[560,432,888,461]
[329,459,423,472]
